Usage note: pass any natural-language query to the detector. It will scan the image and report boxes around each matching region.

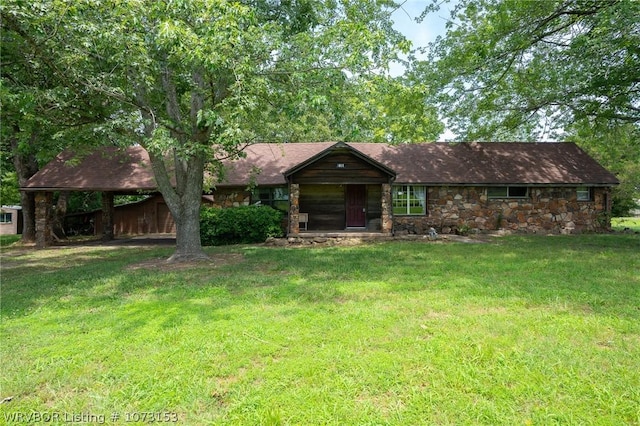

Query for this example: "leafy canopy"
[4,0,443,159]
[417,0,640,140]
[2,0,444,257]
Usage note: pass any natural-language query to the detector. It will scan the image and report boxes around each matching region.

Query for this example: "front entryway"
[346,185,366,227]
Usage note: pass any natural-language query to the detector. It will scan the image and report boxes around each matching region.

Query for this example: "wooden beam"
[101,192,114,241]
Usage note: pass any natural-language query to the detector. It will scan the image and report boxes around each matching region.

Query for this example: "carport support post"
[35,191,53,248]
[381,183,393,234]
[288,183,300,235]
[101,191,114,241]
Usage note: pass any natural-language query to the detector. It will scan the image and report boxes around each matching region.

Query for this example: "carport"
[22,146,159,247]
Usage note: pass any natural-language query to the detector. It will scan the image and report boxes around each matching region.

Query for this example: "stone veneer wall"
[393,186,611,235]
[209,189,251,208]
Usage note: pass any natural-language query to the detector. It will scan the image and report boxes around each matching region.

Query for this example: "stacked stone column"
[288,183,300,235]
[381,183,393,235]
[35,191,53,248]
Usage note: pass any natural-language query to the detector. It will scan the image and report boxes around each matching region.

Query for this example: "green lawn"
[1,235,639,425]
[612,217,640,232]
[0,234,21,247]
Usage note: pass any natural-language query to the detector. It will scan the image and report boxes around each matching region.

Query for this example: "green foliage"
[419,0,640,140]
[567,121,640,216]
[416,0,639,219]
[1,2,126,160]
[244,71,443,144]
[456,223,471,236]
[2,0,441,258]
[200,205,283,245]
[612,217,640,233]
[612,198,639,218]
[0,234,21,246]
[0,171,20,205]
[114,195,152,206]
[66,192,102,215]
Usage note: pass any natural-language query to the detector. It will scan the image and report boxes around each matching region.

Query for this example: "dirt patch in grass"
[125,252,245,272]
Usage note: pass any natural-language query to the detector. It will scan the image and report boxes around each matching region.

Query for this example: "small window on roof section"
[487,186,528,199]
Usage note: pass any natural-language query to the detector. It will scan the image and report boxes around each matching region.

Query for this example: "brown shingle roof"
[23,146,157,192]
[219,143,335,187]
[23,142,618,191]
[220,142,619,186]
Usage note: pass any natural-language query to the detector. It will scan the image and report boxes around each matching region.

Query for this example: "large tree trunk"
[35,191,53,248]
[135,65,211,262]
[18,191,36,242]
[171,154,208,262]
[151,152,209,263]
[142,133,209,262]
[10,127,39,243]
[170,191,207,263]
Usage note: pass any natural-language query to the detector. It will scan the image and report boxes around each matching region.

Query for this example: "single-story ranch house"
[23,141,618,245]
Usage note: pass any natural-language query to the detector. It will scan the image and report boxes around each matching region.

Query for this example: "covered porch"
[284,142,395,236]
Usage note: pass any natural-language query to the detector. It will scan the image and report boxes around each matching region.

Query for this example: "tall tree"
[567,121,640,216]
[246,73,444,143]
[1,7,116,242]
[417,0,640,140]
[415,0,639,212]
[1,10,51,242]
[3,0,437,260]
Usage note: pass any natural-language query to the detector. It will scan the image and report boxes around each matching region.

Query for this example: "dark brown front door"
[346,185,366,227]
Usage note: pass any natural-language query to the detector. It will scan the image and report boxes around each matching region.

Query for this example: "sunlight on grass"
[612,217,640,232]
[1,236,639,424]
[0,234,21,246]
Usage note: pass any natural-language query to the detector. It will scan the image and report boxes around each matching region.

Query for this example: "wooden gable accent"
[284,142,396,185]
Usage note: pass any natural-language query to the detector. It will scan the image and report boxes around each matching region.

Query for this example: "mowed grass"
[612,217,640,232]
[0,235,21,247]
[1,235,639,425]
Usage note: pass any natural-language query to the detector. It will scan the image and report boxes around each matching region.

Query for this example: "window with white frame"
[252,187,289,212]
[393,185,427,215]
[487,186,528,199]
[576,186,592,201]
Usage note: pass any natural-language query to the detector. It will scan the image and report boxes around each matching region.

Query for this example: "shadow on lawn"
[0,245,175,317]
[2,235,639,324]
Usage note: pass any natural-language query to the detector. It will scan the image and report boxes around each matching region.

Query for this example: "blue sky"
[390,0,454,77]
[390,1,457,140]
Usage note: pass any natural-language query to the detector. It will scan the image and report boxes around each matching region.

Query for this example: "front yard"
[1,235,639,424]
[612,217,640,233]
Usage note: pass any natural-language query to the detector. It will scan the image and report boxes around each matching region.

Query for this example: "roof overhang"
[283,142,397,181]
[391,182,620,187]
[21,146,161,193]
